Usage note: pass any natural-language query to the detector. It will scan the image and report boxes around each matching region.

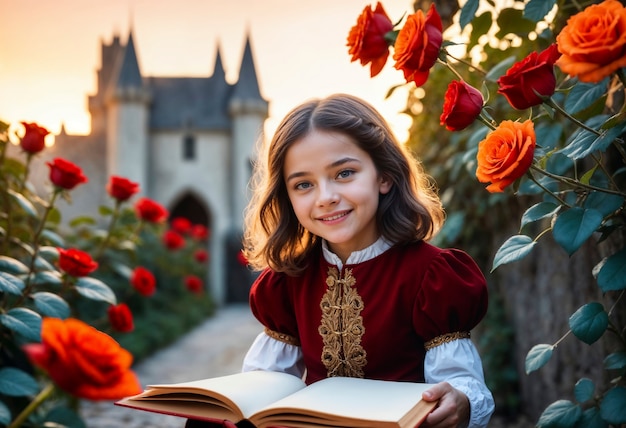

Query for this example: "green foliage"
[0,123,215,426]
[382,0,625,424]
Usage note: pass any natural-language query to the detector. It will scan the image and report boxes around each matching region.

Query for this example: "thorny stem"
[19,190,59,304]
[443,49,487,75]
[477,113,497,130]
[527,169,571,206]
[531,165,626,198]
[437,58,465,82]
[8,382,55,428]
[94,199,121,261]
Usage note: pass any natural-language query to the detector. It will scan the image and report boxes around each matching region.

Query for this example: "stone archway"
[168,192,211,228]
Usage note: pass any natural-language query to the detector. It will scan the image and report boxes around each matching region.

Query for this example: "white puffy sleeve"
[424,338,495,428]
[241,331,306,378]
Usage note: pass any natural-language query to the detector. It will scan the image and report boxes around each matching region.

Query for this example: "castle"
[33,30,268,305]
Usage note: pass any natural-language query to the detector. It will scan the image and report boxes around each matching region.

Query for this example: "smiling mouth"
[319,211,350,222]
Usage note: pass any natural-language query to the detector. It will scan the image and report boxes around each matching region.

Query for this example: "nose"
[316,182,339,207]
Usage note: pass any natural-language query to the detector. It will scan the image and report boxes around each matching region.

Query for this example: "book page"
[127,371,306,420]
[251,377,435,428]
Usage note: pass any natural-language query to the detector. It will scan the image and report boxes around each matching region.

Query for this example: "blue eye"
[295,182,312,190]
[337,170,354,179]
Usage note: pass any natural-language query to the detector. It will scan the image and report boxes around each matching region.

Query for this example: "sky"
[0,0,417,143]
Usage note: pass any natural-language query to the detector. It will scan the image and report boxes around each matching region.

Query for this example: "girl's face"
[283,129,391,262]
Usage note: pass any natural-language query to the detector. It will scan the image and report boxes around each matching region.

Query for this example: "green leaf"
[569,302,608,345]
[496,8,537,38]
[45,406,88,428]
[600,387,626,424]
[574,378,595,403]
[538,400,582,427]
[565,79,610,114]
[29,270,63,287]
[535,123,563,151]
[32,291,71,319]
[34,256,55,271]
[604,352,626,371]
[468,11,492,49]
[38,245,60,261]
[597,248,626,292]
[0,271,26,295]
[575,407,608,428]
[74,277,117,305]
[0,307,42,342]
[521,202,559,229]
[526,344,554,374]
[99,205,114,216]
[7,188,39,218]
[40,229,65,247]
[68,215,97,228]
[492,235,536,271]
[0,367,39,397]
[524,0,556,22]
[583,192,624,217]
[0,255,29,274]
[552,208,603,255]
[459,0,479,30]
[0,400,11,426]
[485,56,517,82]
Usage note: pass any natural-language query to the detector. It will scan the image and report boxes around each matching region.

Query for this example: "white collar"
[322,237,393,270]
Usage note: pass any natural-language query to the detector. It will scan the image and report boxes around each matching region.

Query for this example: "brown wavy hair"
[243,93,444,275]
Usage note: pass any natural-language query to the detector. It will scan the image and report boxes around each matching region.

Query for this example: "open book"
[116,371,437,428]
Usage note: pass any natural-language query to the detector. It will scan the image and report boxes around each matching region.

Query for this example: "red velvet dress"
[249,240,488,385]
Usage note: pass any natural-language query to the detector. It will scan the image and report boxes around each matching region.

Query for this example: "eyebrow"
[285,157,360,182]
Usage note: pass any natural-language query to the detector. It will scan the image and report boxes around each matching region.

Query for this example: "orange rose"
[556,0,626,83]
[476,120,536,193]
[23,317,141,400]
[392,3,443,87]
[347,2,394,77]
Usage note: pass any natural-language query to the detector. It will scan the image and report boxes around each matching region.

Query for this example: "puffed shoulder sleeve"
[249,268,300,346]
[413,248,488,346]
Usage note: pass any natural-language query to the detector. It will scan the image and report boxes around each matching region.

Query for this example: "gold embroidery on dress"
[424,331,471,350]
[318,267,366,378]
[264,327,300,346]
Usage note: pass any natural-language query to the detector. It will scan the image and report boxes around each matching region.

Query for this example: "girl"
[188,93,494,428]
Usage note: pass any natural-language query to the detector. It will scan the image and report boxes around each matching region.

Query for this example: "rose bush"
[348,0,625,425]
[0,121,214,427]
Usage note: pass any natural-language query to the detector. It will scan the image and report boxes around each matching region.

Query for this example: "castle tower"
[228,33,269,227]
[105,30,151,193]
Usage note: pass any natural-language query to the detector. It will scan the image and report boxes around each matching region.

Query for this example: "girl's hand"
[420,382,470,428]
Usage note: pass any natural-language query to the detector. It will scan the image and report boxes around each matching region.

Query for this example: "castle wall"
[149,130,232,304]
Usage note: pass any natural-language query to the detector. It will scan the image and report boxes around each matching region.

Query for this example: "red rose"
[20,121,50,154]
[134,197,168,223]
[556,0,626,83]
[171,217,192,235]
[162,230,185,250]
[191,224,209,241]
[392,3,443,86]
[46,158,88,190]
[108,303,134,333]
[497,44,561,110]
[440,80,484,131]
[22,317,141,400]
[57,247,98,277]
[194,249,209,263]
[347,2,394,77]
[107,176,140,202]
[476,119,536,193]
[130,266,156,296]
[184,275,203,294]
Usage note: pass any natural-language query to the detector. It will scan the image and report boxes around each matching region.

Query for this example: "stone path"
[80,304,262,428]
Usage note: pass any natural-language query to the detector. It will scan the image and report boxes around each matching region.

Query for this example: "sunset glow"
[0,0,415,143]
